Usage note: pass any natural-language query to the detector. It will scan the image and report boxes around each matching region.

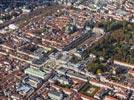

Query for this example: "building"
[92,27,105,35]
[16,83,34,96]
[8,24,18,30]
[94,88,110,100]
[115,92,127,100]
[67,63,85,72]
[48,89,64,100]
[23,76,42,88]
[49,74,73,86]
[11,93,23,100]
[56,67,88,82]
[128,69,134,77]
[24,67,48,79]
[104,96,118,100]
[58,76,73,86]
[22,6,31,13]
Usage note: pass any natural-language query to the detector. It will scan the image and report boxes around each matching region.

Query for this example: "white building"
[48,90,64,100]
[8,24,18,30]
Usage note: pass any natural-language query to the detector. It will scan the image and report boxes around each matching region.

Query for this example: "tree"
[96,69,102,75]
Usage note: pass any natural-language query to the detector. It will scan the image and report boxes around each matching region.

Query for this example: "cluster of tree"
[86,57,107,74]
[90,20,134,64]
[0,14,12,21]
[97,20,134,32]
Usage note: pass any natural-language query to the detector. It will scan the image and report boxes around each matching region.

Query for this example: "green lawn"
[80,82,100,97]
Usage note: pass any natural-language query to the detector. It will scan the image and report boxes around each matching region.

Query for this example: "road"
[61,65,134,91]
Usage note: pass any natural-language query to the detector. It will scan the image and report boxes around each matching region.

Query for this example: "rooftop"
[24,67,47,79]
